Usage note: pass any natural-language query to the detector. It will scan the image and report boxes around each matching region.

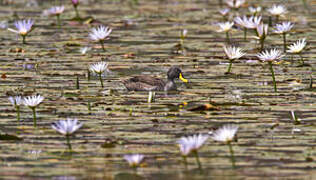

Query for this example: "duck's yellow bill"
[179,73,188,83]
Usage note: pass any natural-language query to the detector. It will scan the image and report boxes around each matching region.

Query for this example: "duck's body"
[122,67,188,91]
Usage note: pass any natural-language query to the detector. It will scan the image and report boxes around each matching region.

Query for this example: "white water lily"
[177,134,208,155]
[43,6,65,16]
[217,22,234,32]
[287,38,306,54]
[224,46,245,60]
[8,19,34,36]
[51,118,83,135]
[256,23,268,39]
[89,25,112,42]
[89,61,108,74]
[23,95,44,108]
[225,0,245,9]
[9,96,23,106]
[234,16,262,29]
[256,49,284,62]
[267,4,287,17]
[89,61,109,88]
[212,124,238,143]
[124,154,145,167]
[219,8,230,16]
[274,22,294,34]
[23,95,44,127]
[249,6,262,15]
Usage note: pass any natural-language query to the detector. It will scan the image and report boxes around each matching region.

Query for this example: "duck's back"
[123,76,166,91]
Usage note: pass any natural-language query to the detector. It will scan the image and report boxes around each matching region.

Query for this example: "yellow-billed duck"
[122,66,188,91]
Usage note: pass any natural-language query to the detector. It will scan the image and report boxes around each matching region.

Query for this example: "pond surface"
[0,0,315,179]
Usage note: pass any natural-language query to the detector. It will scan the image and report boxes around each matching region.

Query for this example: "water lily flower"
[177,134,208,169]
[274,22,294,52]
[255,23,269,51]
[217,22,234,42]
[71,0,80,18]
[212,124,239,168]
[23,95,44,127]
[8,19,34,44]
[124,154,145,168]
[9,96,23,122]
[249,6,262,16]
[89,25,112,52]
[234,16,262,40]
[89,61,109,88]
[43,6,64,28]
[212,124,238,143]
[219,8,230,19]
[223,46,246,74]
[52,118,83,150]
[288,38,307,64]
[267,4,287,21]
[225,0,245,9]
[257,49,284,92]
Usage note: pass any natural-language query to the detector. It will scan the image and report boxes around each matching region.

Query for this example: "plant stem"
[66,135,72,151]
[244,28,247,40]
[283,33,286,53]
[56,14,61,29]
[22,35,26,44]
[31,107,37,127]
[99,73,104,88]
[182,156,188,170]
[16,106,20,122]
[228,142,236,169]
[226,31,230,43]
[193,150,202,170]
[268,62,277,92]
[299,53,305,65]
[99,40,106,52]
[260,38,264,51]
[268,16,272,27]
[227,60,233,74]
[74,5,80,18]
[276,15,279,23]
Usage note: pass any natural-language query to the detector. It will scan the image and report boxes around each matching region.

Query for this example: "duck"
[122,66,188,91]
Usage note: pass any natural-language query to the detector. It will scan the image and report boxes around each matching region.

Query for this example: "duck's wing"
[122,76,165,91]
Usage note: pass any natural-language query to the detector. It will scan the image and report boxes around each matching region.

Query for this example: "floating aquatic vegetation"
[223,45,246,74]
[287,38,306,65]
[8,19,34,44]
[256,49,284,92]
[177,134,209,169]
[124,154,145,168]
[52,118,83,151]
[212,124,239,168]
[89,25,112,52]
[89,61,109,88]
[274,22,294,52]
[8,96,22,122]
[23,95,44,127]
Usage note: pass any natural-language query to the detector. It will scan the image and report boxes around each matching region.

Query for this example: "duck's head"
[167,66,188,83]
